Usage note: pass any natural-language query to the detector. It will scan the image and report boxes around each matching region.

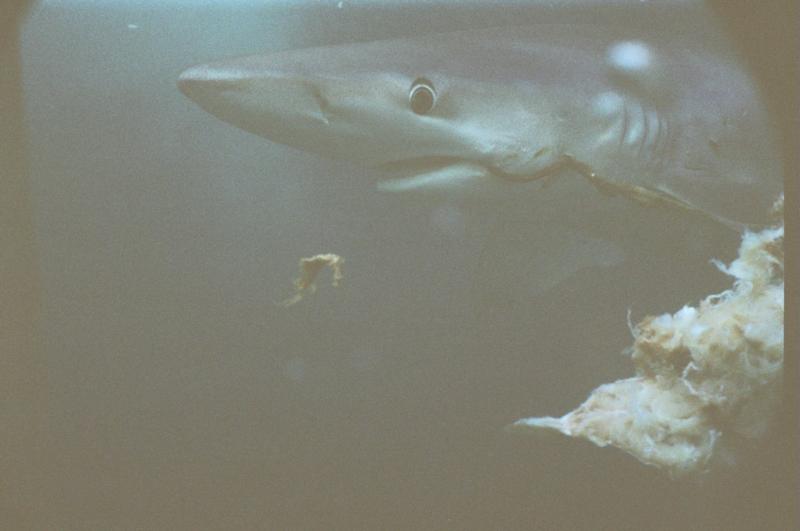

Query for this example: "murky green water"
[3,1,794,529]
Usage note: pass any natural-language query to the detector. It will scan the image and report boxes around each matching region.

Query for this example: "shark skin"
[177,25,782,293]
[178,25,781,227]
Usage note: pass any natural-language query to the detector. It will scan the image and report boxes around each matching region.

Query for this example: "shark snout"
[176,67,199,97]
[178,58,346,152]
[177,64,241,101]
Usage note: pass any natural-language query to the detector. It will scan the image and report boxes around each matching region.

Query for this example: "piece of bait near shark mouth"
[508,196,784,478]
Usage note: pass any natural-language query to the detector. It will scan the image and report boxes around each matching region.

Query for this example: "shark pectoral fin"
[523,229,625,295]
[376,163,491,193]
[526,229,625,293]
[479,222,626,298]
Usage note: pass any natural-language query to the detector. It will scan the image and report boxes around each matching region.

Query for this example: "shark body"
[178,24,781,227]
[178,24,782,293]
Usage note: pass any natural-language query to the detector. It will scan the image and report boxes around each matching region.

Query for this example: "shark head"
[179,26,782,226]
[178,30,572,194]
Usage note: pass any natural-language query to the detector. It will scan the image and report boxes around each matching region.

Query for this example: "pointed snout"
[177,63,241,102]
[177,56,344,152]
[176,65,201,97]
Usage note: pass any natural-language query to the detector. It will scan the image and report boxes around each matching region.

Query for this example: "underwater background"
[3,1,796,529]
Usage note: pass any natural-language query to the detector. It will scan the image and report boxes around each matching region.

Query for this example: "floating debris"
[509,197,784,477]
[280,253,344,307]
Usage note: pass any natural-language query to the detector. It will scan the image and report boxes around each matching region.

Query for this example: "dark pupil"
[410,86,434,114]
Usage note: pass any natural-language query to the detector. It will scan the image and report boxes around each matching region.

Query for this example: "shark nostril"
[310,86,333,124]
[311,87,328,110]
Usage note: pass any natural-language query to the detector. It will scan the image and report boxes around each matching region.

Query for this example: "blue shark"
[178,24,782,291]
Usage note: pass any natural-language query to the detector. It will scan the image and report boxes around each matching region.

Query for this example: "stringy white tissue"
[510,198,784,477]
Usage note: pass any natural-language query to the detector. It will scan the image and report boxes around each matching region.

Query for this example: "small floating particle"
[279,253,344,307]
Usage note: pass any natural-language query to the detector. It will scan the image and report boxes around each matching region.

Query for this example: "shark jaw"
[373,154,566,194]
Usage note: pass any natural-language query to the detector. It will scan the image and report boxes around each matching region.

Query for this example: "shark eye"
[409,77,436,115]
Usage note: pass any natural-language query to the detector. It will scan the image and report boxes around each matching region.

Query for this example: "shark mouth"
[374,155,568,193]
